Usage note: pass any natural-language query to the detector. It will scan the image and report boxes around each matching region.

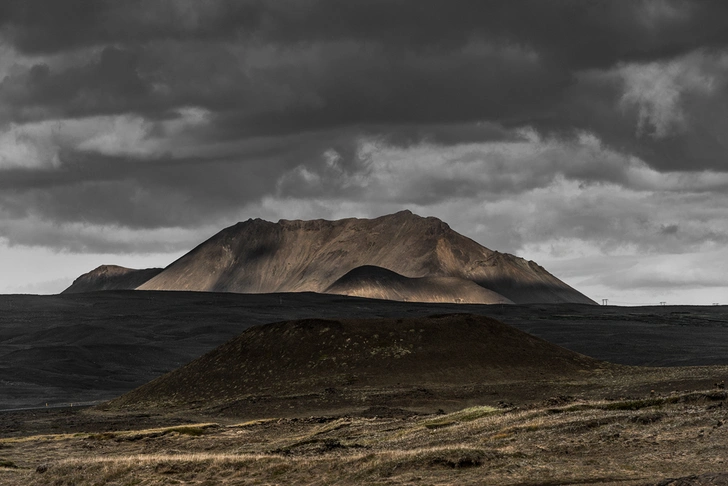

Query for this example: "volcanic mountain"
[62,265,163,294]
[137,211,594,305]
[105,313,606,414]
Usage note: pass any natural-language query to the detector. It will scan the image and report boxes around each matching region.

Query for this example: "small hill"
[325,265,513,304]
[105,314,605,414]
[62,265,162,294]
[138,211,595,305]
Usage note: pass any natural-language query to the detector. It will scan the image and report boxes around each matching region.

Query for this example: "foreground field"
[1,389,727,485]
[2,298,728,484]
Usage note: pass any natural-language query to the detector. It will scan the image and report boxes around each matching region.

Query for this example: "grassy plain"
[1,386,727,485]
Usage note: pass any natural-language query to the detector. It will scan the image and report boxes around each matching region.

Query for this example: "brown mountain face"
[105,313,606,413]
[325,265,513,304]
[138,210,595,305]
[62,265,163,294]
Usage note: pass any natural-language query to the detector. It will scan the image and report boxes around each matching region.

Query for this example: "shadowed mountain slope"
[62,265,162,294]
[105,313,606,413]
[325,265,513,304]
[138,211,594,304]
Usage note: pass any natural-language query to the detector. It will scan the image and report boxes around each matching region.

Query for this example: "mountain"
[325,265,513,304]
[138,210,595,304]
[62,265,163,294]
[104,313,606,414]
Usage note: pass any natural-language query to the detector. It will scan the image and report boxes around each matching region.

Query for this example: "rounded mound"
[106,314,604,414]
[326,265,513,304]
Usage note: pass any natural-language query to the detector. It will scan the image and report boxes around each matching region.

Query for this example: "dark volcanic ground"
[1,290,727,409]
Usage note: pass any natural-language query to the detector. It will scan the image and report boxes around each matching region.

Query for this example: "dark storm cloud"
[4,1,728,64]
[0,38,564,135]
[1,1,726,139]
[0,155,264,228]
[0,42,258,123]
[0,125,375,229]
[1,0,728,255]
[0,46,151,123]
[205,42,569,139]
[538,63,728,172]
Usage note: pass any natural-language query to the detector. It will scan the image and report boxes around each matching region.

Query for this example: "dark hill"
[105,314,606,414]
[326,265,513,304]
[62,265,162,294]
[138,211,595,305]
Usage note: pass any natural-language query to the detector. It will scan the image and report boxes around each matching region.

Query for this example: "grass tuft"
[422,405,501,429]
[166,426,206,436]
[602,398,665,411]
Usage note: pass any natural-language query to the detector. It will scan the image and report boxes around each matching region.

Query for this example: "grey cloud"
[0,125,377,230]
[0,46,151,123]
[0,216,209,253]
[581,262,728,291]
[4,1,728,66]
[523,191,728,255]
[0,43,255,123]
[1,2,725,128]
[0,156,278,229]
[420,174,728,259]
[1,0,728,255]
[2,40,562,136]
[0,1,726,173]
[531,57,728,171]
[0,0,261,54]
[373,122,525,147]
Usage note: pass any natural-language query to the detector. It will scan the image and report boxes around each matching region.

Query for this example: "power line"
[602,300,669,306]
[602,299,723,306]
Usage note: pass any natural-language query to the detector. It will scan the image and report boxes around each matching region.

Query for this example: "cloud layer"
[1,1,727,300]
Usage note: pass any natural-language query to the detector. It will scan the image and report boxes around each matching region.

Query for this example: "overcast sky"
[1,0,728,304]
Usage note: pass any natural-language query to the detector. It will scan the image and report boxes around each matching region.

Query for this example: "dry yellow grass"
[0,389,726,485]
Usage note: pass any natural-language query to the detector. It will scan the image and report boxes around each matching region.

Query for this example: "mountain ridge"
[137,210,594,304]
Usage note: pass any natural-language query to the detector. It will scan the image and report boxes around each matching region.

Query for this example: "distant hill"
[137,211,595,305]
[62,265,163,294]
[104,313,606,414]
[325,265,513,304]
